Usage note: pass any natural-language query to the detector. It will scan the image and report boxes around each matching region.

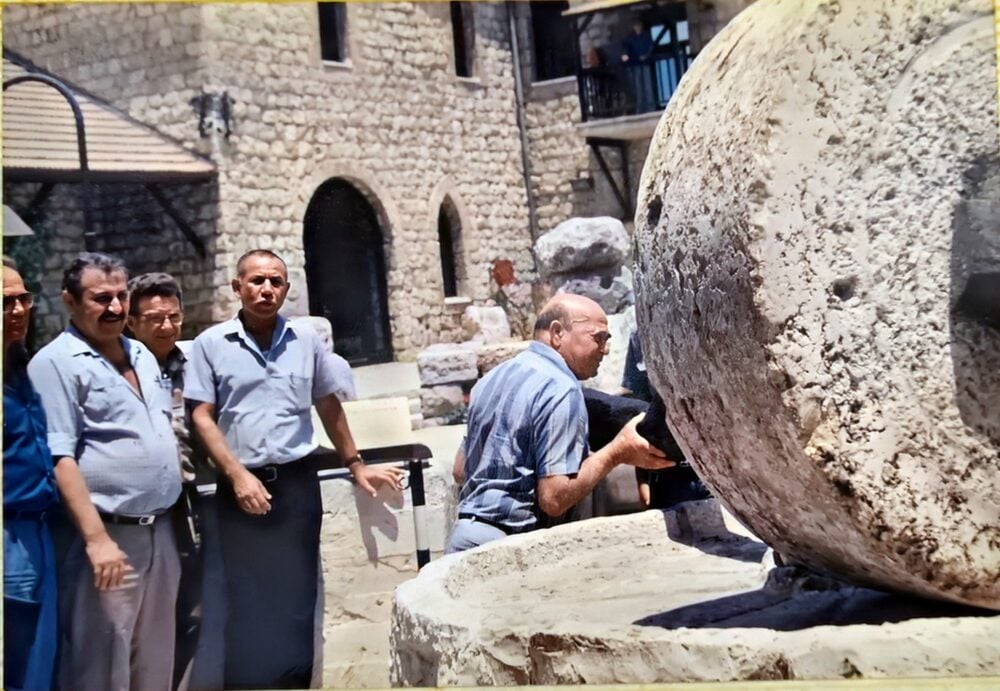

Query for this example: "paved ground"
[324,360,463,687]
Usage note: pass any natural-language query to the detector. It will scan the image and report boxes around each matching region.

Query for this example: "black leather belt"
[99,512,163,526]
[458,513,515,536]
[4,508,49,522]
[247,459,314,484]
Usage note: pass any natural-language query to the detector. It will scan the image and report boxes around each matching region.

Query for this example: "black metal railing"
[577,49,693,122]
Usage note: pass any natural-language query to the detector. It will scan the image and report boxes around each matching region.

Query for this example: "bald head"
[534,293,610,380]
[534,293,604,337]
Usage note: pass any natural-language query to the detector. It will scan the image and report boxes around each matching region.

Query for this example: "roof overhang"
[563,0,660,18]
[3,50,216,185]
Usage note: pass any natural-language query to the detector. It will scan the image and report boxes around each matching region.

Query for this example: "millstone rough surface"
[534,216,630,276]
[416,344,479,386]
[633,0,999,608]
[390,507,1000,686]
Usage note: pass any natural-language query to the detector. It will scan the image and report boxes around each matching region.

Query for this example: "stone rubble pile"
[534,216,638,394]
[415,306,530,427]
[415,216,648,425]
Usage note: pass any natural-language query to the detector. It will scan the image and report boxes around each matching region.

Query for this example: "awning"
[563,0,652,18]
[2,50,216,184]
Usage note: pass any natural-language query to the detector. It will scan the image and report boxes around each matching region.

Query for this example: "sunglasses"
[3,292,34,314]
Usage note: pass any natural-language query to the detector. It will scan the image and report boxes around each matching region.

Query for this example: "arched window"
[438,198,465,298]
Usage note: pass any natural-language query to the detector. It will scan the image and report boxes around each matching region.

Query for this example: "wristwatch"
[345,453,364,468]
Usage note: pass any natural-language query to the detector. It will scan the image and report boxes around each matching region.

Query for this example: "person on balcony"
[620,20,656,114]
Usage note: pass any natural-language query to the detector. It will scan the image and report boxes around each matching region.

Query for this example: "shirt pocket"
[84,377,133,420]
[269,372,312,412]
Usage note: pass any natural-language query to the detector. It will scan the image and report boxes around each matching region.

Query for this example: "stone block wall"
[4,2,536,358]
[518,1,754,238]
[4,1,752,357]
[2,180,219,344]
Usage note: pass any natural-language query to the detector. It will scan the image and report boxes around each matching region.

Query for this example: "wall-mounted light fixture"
[190,91,235,138]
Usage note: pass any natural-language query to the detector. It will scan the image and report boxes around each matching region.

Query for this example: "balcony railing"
[577,49,694,122]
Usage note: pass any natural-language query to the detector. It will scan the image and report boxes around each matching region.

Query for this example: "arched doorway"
[304,179,392,364]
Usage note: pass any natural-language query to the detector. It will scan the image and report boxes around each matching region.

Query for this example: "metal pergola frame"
[3,72,210,258]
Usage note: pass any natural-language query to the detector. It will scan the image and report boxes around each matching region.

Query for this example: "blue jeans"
[4,518,57,691]
[445,518,508,554]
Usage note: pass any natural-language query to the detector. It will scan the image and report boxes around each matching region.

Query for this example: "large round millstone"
[634,0,999,608]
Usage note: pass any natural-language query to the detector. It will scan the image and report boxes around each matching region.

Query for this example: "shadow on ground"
[635,565,996,631]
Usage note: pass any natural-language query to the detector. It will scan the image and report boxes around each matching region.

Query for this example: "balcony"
[576,48,692,140]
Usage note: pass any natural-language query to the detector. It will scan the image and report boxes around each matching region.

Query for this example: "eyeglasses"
[137,312,183,326]
[591,332,612,347]
[3,292,34,314]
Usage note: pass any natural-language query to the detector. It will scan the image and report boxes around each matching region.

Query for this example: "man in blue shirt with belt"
[186,249,403,689]
[29,252,183,691]
[3,257,59,691]
[447,293,672,553]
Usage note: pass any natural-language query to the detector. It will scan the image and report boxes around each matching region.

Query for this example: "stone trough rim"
[392,510,1000,685]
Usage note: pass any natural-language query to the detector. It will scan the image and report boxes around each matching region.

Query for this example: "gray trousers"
[58,518,181,691]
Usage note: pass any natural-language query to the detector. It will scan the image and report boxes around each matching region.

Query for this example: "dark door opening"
[304,179,393,365]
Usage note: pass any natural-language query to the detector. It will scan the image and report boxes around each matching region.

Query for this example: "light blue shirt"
[184,314,344,468]
[28,327,182,516]
[457,341,588,532]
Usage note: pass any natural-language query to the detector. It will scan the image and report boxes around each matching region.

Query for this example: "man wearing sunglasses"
[3,257,59,691]
[28,252,182,691]
[447,293,673,553]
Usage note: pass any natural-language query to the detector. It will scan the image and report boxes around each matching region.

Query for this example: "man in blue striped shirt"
[447,294,672,553]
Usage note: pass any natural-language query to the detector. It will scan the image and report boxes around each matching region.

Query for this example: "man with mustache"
[28,252,182,691]
[447,293,673,553]
[185,249,403,689]
[3,257,59,691]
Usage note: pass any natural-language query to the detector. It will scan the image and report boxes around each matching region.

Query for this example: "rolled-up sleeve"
[27,354,81,458]
[183,336,216,404]
[533,388,588,478]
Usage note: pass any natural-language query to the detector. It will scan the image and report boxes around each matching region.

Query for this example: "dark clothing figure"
[583,388,711,510]
[215,460,321,689]
[162,345,205,691]
[621,329,653,402]
[3,347,59,691]
[621,27,656,113]
[621,30,654,63]
[635,394,711,509]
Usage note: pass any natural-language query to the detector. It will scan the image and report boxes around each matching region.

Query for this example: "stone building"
[3,0,754,362]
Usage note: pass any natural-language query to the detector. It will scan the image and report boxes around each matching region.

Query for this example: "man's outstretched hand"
[351,463,406,497]
[614,414,676,470]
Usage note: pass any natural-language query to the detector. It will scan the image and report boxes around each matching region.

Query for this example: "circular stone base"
[390,503,999,686]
